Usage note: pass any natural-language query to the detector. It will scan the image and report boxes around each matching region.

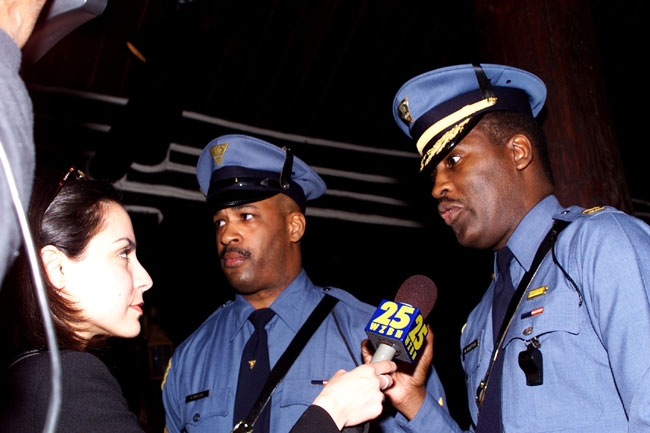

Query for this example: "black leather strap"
[473,64,497,100]
[279,147,294,190]
[232,295,340,433]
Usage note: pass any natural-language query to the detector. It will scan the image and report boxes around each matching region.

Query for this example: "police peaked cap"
[196,134,326,212]
[392,64,546,173]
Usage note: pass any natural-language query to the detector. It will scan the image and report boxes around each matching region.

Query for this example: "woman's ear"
[40,245,66,289]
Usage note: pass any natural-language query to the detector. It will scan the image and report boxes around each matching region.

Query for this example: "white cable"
[0,138,61,433]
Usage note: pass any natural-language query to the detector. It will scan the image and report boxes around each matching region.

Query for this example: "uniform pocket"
[503,289,603,431]
[182,387,231,433]
[520,289,580,336]
[461,324,487,420]
[505,288,581,349]
[279,378,321,408]
[462,334,484,381]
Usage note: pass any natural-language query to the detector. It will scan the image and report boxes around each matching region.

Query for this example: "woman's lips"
[130,303,144,314]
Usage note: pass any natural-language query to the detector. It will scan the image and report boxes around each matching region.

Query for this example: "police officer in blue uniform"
[161,134,448,433]
[378,64,650,432]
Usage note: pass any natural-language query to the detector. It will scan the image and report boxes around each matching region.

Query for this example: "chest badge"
[527,286,548,300]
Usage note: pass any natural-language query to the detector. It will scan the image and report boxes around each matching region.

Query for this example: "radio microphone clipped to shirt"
[365,275,438,363]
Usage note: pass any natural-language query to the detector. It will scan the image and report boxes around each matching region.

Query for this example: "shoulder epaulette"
[552,206,584,223]
[553,205,611,223]
[582,205,606,215]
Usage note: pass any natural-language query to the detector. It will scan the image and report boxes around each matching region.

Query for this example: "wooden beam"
[473,0,631,211]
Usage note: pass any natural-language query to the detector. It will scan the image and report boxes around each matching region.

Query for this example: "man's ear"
[508,134,534,171]
[40,245,66,289]
[287,212,306,243]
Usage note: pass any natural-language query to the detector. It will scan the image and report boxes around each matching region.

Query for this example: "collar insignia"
[210,143,229,166]
[248,360,256,370]
[397,97,413,125]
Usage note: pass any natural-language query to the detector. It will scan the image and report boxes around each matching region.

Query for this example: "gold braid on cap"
[420,118,472,171]
[416,97,497,155]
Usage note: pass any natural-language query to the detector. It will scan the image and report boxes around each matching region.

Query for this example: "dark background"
[4,0,650,431]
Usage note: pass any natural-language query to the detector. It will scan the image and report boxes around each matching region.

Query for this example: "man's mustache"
[220,246,252,259]
[437,196,462,205]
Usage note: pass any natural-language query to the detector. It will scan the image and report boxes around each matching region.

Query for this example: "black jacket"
[0,350,143,433]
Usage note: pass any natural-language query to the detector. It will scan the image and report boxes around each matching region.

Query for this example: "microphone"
[365,275,438,363]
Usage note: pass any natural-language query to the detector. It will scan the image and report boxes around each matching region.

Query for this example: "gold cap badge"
[397,97,413,125]
[209,143,229,166]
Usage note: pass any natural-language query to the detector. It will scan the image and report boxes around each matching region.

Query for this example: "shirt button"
[193,413,200,422]
[523,327,533,335]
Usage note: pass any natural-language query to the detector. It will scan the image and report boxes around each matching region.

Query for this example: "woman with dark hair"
[0,168,393,432]
[0,168,152,432]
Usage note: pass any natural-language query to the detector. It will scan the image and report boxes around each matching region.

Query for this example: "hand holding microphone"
[363,275,438,420]
[311,360,397,430]
[294,275,438,432]
[365,274,437,364]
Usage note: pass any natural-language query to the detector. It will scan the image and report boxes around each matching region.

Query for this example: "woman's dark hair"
[7,168,122,352]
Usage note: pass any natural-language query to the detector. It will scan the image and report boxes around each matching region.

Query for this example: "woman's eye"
[119,250,131,261]
[215,219,226,228]
[242,213,253,221]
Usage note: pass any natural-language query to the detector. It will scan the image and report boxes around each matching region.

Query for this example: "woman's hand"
[312,360,397,430]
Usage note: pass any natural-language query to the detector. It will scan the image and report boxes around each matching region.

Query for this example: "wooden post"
[473,0,631,211]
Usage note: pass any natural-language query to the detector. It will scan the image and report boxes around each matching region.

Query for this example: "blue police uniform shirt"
[400,195,650,433]
[162,269,448,433]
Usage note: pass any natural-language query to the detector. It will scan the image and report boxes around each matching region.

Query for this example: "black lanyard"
[232,295,339,433]
[475,219,568,410]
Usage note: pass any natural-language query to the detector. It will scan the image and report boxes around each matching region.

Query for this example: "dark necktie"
[233,308,275,433]
[492,247,515,344]
[476,246,514,433]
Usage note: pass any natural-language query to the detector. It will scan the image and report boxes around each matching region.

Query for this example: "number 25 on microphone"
[366,300,428,362]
